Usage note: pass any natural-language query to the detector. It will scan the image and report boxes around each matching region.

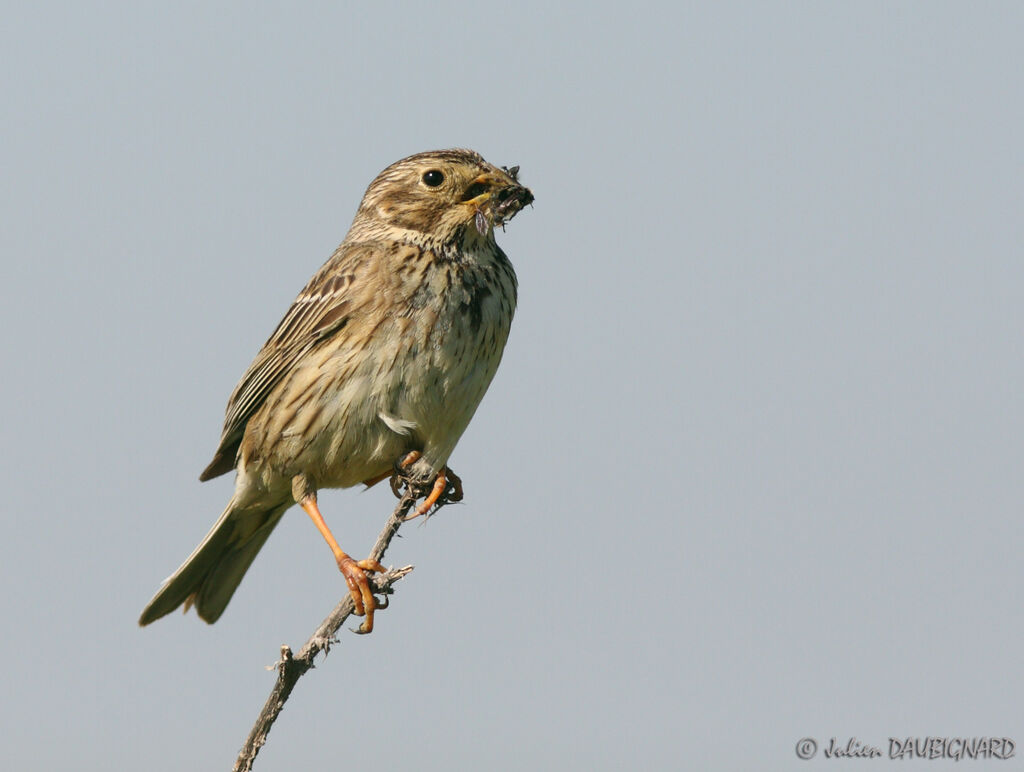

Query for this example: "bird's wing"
[199,241,376,481]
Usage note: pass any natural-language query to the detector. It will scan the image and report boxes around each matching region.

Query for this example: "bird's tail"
[138,497,291,626]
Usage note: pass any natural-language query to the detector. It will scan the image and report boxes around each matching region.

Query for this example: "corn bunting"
[139,149,533,632]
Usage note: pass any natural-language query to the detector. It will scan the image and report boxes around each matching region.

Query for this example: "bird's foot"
[337,555,388,634]
[389,451,464,520]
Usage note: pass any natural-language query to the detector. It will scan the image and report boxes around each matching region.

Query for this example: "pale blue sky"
[2,3,1022,770]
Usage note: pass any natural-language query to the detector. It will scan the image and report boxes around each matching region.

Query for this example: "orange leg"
[299,495,386,634]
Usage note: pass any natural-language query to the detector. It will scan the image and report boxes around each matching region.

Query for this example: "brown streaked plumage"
[139,149,532,631]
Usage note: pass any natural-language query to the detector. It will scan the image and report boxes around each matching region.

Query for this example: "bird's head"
[352,149,534,245]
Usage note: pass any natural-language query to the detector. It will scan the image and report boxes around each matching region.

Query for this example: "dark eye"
[422,169,445,187]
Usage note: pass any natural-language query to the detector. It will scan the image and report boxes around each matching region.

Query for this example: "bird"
[139,149,533,632]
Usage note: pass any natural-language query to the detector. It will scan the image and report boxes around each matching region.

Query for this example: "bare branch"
[232,489,419,772]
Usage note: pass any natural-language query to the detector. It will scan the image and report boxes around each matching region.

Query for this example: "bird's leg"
[389,451,464,520]
[296,486,385,634]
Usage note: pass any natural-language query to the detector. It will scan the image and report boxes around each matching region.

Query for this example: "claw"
[389,453,463,519]
[408,466,463,519]
[337,556,378,631]
[446,468,464,503]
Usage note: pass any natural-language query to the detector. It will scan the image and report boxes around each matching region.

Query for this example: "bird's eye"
[422,170,445,187]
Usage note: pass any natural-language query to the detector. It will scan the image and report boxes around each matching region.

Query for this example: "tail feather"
[138,499,290,626]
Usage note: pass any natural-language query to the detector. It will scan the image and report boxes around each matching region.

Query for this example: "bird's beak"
[462,169,534,235]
